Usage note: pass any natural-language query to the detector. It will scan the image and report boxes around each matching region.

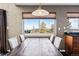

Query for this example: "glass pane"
[69,18,79,29]
[23,19,56,33]
[23,19,39,33]
[40,19,55,33]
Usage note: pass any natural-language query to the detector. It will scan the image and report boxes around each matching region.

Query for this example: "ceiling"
[15,3,79,6]
[1,0,79,5]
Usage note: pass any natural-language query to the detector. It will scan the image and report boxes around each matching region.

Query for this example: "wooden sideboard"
[65,33,79,56]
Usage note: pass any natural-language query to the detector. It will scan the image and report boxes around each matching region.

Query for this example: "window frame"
[22,12,57,35]
[68,17,79,30]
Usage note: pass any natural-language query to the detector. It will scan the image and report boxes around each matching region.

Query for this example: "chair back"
[54,36,62,49]
[8,37,19,50]
[19,34,25,42]
[50,34,54,42]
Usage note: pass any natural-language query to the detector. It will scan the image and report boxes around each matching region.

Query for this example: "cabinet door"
[72,37,79,55]
[65,35,73,55]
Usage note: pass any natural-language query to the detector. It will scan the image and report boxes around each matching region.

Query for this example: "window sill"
[24,33,53,38]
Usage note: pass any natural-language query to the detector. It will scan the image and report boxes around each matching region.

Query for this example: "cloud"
[24,25,33,30]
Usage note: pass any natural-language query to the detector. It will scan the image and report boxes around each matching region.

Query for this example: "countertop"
[64,32,79,36]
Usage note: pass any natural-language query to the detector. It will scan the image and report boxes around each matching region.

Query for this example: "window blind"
[67,12,79,18]
[22,12,56,19]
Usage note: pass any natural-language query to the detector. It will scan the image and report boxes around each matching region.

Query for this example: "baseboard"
[60,50,65,52]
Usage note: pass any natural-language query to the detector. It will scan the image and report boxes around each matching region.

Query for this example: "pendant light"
[32,4,49,16]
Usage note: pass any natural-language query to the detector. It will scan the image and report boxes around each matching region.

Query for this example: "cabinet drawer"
[73,40,79,44]
[73,37,79,48]
[73,43,79,48]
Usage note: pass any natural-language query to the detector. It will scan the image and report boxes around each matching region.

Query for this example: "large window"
[23,19,56,34]
[69,18,79,29]
[22,12,56,34]
[67,12,79,32]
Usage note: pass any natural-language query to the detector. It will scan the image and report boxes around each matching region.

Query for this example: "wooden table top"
[7,38,62,56]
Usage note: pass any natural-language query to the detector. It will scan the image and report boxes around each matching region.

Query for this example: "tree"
[40,22,46,29]
[40,22,46,33]
[50,24,54,32]
[64,18,71,32]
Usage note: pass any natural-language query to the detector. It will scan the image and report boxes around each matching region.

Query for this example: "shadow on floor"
[61,52,69,56]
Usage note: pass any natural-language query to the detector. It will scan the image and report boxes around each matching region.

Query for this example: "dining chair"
[8,37,19,50]
[49,34,55,43]
[19,34,25,42]
[54,36,62,49]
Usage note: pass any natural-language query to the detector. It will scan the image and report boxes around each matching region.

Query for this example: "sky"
[23,19,56,30]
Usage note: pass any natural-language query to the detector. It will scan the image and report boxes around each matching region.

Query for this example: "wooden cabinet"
[0,9,7,54]
[65,35,79,55]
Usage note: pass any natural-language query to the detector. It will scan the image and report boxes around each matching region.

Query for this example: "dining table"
[7,38,62,56]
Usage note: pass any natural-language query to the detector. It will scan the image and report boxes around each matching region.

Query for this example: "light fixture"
[32,5,49,16]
